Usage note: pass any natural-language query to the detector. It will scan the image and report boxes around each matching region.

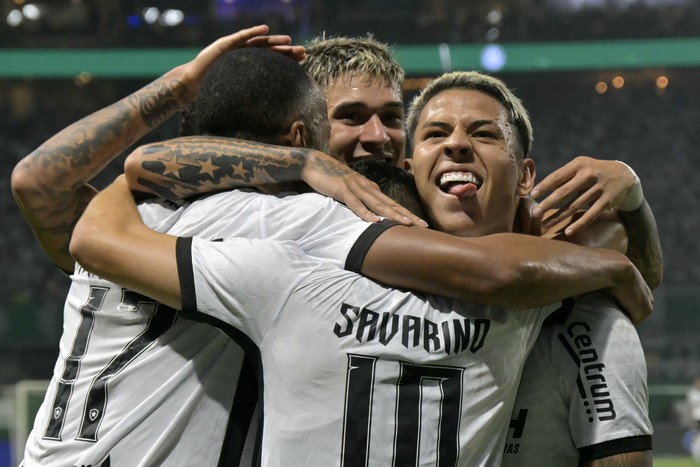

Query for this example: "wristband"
[615,161,644,211]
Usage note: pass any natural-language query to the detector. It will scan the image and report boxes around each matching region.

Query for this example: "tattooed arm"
[618,199,663,289]
[125,136,428,226]
[11,25,304,272]
[125,136,311,199]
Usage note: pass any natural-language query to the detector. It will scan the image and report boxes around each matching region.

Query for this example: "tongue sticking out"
[447,182,478,198]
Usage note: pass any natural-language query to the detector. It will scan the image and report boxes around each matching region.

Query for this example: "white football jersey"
[181,236,558,467]
[23,191,382,467]
[502,292,652,466]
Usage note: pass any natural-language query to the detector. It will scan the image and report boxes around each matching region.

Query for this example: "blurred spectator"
[686,377,700,461]
[688,377,700,431]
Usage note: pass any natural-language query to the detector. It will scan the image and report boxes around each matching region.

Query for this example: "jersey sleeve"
[257,192,397,269]
[176,236,321,345]
[57,200,183,277]
[561,293,653,460]
[136,197,184,232]
[169,189,397,269]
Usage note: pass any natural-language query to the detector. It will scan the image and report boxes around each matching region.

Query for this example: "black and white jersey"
[502,292,653,466]
[23,191,381,467]
[180,236,558,467]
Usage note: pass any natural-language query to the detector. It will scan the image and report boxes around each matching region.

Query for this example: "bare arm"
[72,179,652,323]
[124,136,427,227]
[582,451,653,467]
[530,156,663,289]
[70,177,181,309]
[362,225,651,322]
[11,25,303,272]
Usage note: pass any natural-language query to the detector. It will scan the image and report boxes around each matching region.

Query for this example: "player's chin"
[428,202,480,237]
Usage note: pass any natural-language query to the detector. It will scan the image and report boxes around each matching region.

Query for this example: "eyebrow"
[420,121,452,132]
[332,100,405,112]
[421,118,500,131]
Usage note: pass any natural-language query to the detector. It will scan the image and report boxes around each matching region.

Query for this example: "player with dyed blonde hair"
[403,70,535,238]
[405,70,533,158]
[301,34,407,165]
[403,70,655,466]
[302,34,404,94]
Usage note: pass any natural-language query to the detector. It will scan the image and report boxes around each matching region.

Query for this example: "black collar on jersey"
[542,297,574,327]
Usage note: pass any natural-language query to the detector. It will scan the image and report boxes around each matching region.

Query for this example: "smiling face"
[325,73,406,165]
[406,88,535,237]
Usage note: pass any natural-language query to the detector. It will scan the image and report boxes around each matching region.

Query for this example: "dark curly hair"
[179,48,329,151]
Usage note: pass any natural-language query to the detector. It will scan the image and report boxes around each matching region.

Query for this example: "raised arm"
[72,179,652,323]
[11,25,303,272]
[124,136,427,227]
[530,156,663,289]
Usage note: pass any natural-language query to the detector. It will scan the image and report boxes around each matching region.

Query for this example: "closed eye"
[473,130,499,139]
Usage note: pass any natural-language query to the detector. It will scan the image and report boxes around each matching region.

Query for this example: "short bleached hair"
[406,71,534,158]
[301,34,404,96]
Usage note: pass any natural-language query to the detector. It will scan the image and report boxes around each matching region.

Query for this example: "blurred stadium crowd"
[0,0,698,47]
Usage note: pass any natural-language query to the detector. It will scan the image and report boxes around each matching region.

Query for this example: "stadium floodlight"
[160,9,184,27]
[6,9,23,27]
[143,7,160,24]
[480,44,507,72]
[22,4,41,21]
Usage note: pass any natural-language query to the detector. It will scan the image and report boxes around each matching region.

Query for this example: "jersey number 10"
[341,353,464,466]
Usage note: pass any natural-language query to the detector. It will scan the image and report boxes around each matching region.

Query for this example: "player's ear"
[403,158,414,173]
[288,120,307,148]
[517,157,535,197]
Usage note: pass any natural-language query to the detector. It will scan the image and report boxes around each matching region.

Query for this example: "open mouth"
[439,171,482,196]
